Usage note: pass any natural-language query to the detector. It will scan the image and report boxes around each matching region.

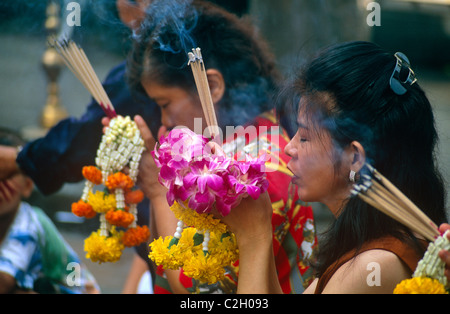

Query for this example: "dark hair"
[127,0,280,127]
[282,41,447,277]
[0,127,26,148]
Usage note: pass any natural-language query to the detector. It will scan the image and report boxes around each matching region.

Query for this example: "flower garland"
[149,203,239,284]
[152,128,269,216]
[71,116,149,263]
[149,128,268,284]
[394,230,450,294]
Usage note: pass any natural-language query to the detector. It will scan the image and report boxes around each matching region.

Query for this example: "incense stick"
[50,38,117,118]
[188,48,220,138]
[352,165,440,242]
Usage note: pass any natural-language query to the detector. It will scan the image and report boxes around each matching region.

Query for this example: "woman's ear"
[206,69,225,104]
[20,176,34,199]
[348,141,366,173]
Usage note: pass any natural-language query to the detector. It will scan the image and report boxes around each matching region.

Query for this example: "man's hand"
[0,145,20,181]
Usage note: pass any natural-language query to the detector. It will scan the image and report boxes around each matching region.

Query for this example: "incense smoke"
[129,0,279,130]
[135,0,198,55]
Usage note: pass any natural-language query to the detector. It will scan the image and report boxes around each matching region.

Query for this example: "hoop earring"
[349,170,356,183]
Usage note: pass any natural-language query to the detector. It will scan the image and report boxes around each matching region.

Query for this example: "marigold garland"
[71,200,96,219]
[123,225,151,247]
[71,116,149,263]
[148,204,239,285]
[125,189,145,204]
[88,191,116,214]
[106,172,134,191]
[171,201,227,235]
[105,209,135,228]
[394,277,448,294]
[148,128,268,285]
[394,230,450,294]
[84,228,124,264]
[82,166,103,185]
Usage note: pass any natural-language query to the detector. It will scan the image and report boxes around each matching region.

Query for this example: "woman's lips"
[287,164,300,184]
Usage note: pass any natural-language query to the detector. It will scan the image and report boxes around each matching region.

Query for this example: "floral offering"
[149,128,269,284]
[152,127,269,216]
[71,116,149,263]
[149,202,239,285]
[394,230,450,294]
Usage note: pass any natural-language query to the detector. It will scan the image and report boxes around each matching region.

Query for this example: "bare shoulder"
[322,249,411,294]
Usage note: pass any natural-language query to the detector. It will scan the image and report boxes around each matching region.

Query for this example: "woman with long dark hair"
[129,0,318,294]
[221,41,448,293]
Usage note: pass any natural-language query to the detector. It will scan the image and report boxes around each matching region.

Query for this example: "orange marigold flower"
[72,200,96,219]
[125,189,145,204]
[105,210,135,228]
[82,166,103,185]
[122,225,150,247]
[105,172,134,191]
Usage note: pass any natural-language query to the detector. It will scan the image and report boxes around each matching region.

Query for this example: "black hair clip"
[389,52,417,95]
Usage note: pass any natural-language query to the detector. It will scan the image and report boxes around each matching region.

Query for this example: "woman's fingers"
[101,117,111,134]
[0,180,18,203]
[134,115,156,150]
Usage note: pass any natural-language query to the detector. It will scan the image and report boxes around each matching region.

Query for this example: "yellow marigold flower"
[394,277,449,294]
[149,228,201,270]
[149,236,185,270]
[209,232,239,265]
[88,191,116,214]
[84,229,124,264]
[182,252,227,285]
[171,202,227,234]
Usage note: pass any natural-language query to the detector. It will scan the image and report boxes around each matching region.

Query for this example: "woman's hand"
[219,192,273,247]
[438,223,450,282]
[219,192,282,294]
[133,115,168,202]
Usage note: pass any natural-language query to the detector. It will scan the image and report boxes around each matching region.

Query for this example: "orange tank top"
[314,236,428,294]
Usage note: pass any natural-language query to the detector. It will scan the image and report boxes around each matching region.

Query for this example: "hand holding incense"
[50,38,117,118]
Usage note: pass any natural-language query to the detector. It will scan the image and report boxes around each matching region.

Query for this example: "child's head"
[0,128,33,216]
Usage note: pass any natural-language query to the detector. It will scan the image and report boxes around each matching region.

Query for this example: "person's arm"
[16,62,160,196]
[122,254,150,294]
[134,115,188,294]
[220,193,283,294]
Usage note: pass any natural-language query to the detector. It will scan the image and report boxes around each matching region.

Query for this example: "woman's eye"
[299,132,309,143]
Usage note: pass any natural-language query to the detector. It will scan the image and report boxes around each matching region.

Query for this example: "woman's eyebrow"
[296,120,309,130]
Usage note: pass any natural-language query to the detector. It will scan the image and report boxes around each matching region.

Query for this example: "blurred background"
[0,0,449,293]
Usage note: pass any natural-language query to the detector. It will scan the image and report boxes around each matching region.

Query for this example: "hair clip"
[389,52,417,95]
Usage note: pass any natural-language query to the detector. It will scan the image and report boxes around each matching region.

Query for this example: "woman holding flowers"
[220,41,449,294]
[126,0,318,294]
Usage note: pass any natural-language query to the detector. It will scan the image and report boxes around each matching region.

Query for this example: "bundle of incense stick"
[50,38,117,119]
[188,48,220,137]
[351,164,440,242]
